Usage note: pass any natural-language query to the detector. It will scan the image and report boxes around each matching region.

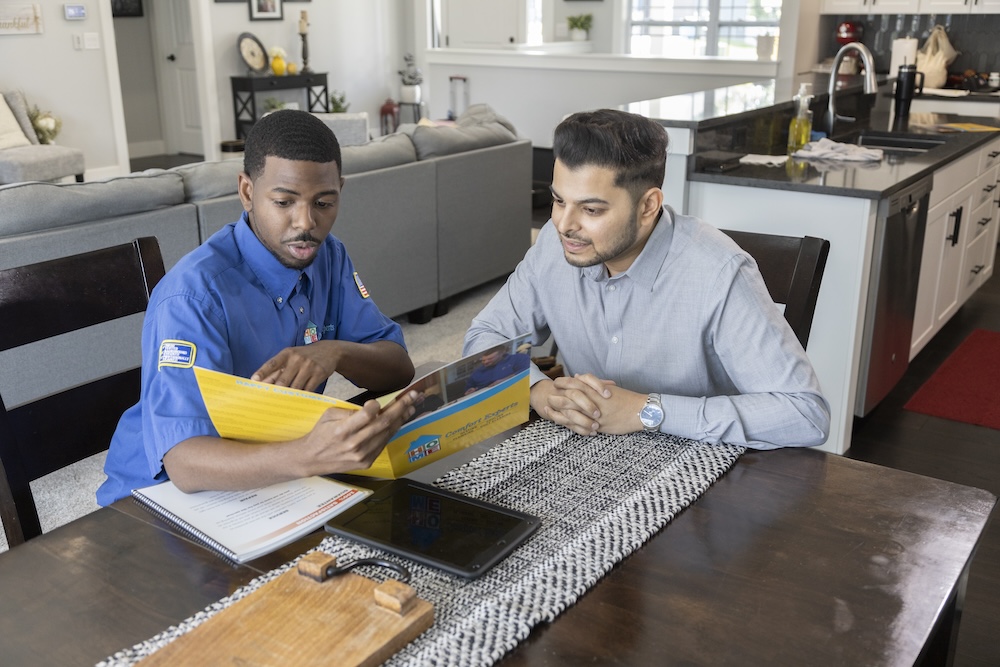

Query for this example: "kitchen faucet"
[826,42,879,138]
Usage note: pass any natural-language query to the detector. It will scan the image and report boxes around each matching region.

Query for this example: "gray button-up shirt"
[464,207,830,449]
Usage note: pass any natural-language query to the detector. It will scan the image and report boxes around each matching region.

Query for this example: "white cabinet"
[911,137,1000,359]
[919,0,1000,13]
[822,0,920,13]
[442,0,526,48]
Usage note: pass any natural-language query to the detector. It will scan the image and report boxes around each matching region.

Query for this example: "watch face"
[238,32,268,73]
[640,403,664,428]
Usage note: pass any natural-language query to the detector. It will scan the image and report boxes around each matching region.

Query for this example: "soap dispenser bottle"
[787,83,813,155]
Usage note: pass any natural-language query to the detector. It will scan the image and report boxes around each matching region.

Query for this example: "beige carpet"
[0,277,509,554]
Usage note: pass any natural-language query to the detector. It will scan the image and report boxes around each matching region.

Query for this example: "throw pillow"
[2,91,39,145]
[0,96,31,150]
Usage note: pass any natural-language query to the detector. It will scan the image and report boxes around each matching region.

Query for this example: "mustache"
[283,234,320,245]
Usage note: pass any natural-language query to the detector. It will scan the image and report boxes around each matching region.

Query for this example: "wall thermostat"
[64,4,87,20]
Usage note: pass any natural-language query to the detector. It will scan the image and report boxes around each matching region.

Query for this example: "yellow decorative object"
[271,55,287,76]
[287,62,298,75]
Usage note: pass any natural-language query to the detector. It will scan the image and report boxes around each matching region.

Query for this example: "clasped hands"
[530,374,647,437]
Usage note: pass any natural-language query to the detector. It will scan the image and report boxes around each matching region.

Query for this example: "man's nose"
[553,206,577,235]
[292,204,317,231]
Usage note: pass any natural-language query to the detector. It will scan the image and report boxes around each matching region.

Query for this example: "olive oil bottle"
[787,83,813,155]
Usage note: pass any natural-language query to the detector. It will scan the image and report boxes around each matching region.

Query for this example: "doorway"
[113,0,203,169]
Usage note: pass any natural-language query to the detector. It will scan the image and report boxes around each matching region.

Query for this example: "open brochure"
[131,476,371,563]
[192,334,531,478]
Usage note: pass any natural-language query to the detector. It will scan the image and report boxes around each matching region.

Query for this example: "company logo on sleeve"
[158,340,196,370]
[353,271,370,299]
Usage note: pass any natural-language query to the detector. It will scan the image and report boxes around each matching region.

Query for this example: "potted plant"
[568,14,592,41]
[398,52,423,105]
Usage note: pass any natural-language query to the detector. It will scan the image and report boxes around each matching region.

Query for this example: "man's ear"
[639,187,664,224]
[238,172,254,212]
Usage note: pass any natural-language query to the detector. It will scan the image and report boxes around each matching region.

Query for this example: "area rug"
[97,421,744,667]
[904,328,1000,429]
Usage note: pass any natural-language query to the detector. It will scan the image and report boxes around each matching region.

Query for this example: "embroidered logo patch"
[304,321,319,345]
[158,340,196,369]
[353,271,370,299]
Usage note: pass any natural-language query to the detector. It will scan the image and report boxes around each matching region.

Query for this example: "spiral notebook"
[131,476,371,563]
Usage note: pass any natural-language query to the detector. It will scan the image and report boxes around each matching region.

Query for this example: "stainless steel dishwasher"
[855,176,932,417]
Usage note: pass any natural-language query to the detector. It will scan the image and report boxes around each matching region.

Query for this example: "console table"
[230,72,330,139]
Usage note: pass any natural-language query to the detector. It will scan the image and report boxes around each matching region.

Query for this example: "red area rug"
[905,329,1000,429]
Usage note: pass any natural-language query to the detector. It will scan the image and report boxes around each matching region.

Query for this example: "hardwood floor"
[848,247,1000,667]
[129,153,203,172]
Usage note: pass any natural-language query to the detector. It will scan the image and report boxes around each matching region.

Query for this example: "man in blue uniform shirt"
[464,109,830,449]
[98,110,417,505]
[464,347,530,395]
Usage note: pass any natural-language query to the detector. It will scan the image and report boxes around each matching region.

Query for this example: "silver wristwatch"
[638,393,664,432]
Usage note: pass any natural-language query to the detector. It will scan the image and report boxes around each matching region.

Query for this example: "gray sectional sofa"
[0,106,530,413]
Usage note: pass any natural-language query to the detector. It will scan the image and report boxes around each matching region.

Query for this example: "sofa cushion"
[456,103,517,136]
[408,122,517,160]
[0,143,86,184]
[341,133,417,175]
[1,91,38,145]
[170,159,243,202]
[0,96,31,150]
[0,170,185,237]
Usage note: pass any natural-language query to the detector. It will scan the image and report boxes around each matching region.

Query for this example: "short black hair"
[243,110,342,180]
[553,109,668,201]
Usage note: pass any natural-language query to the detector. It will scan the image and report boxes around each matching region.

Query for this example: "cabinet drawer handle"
[990,151,1000,158]
[979,217,991,226]
[985,184,998,193]
[948,206,963,246]
[971,264,985,275]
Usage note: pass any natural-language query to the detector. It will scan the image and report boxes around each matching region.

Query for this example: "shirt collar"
[581,205,675,289]
[235,212,317,309]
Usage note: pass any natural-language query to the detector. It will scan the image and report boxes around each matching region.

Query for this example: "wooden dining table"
[0,424,994,667]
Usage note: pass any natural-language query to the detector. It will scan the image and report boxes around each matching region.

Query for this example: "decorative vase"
[570,28,588,42]
[400,84,421,104]
[271,55,287,76]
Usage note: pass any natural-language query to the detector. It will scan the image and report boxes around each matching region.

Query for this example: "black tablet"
[324,479,539,579]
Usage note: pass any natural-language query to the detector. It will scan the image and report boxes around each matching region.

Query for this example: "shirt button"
[612,336,619,344]
[276,296,283,304]
[298,274,303,281]
[609,285,616,292]
[299,307,304,314]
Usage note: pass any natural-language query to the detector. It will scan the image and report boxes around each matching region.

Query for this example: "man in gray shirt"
[463,109,830,449]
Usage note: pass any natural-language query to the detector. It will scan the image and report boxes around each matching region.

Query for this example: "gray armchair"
[0,91,84,185]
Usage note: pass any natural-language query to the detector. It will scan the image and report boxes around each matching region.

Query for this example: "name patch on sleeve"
[158,340,197,370]
[353,271,370,299]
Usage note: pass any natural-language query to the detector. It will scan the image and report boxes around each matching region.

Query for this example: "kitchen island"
[627,76,1000,454]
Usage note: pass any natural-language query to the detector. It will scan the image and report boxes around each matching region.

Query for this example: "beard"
[562,204,641,268]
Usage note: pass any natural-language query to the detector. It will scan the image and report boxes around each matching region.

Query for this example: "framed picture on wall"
[111,0,143,17]
[249,0,282,21]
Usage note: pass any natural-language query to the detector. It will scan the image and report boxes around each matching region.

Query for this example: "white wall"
[114,12,163,157]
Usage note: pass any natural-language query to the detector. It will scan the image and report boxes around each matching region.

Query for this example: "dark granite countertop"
[686,112,1000,200]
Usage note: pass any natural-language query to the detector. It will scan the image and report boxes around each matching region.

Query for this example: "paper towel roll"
[890,38,918,79]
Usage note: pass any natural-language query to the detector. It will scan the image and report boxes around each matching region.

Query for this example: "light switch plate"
[83,31,100,50]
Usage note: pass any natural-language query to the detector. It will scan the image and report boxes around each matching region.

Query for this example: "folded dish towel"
[794,138,884,162]
[739,154,788,167]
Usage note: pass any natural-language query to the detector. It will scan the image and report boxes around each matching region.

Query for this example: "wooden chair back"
[720,230,830,349]
[0,237,165,547]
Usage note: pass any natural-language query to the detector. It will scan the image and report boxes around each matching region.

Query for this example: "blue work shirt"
[97,215,405,505]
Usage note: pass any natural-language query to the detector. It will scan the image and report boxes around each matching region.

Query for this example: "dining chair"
[0,237,165,547]
[720,230,830,349]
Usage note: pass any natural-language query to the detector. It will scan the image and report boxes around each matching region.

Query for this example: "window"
[627,1,781,59]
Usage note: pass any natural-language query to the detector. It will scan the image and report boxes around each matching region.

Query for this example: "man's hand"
[301,391,419,473]
[252,341,339,391]
[530,374,615,436]
[531,374,648,436]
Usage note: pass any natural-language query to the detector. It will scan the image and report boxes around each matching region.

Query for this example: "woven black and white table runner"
[99,421,744,667]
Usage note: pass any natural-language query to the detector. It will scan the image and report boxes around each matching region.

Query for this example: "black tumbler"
[893,64,925,130]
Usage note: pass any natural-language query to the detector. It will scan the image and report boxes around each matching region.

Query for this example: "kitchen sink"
[855,130,947,153]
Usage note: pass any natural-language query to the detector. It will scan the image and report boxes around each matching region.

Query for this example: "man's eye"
[584,207,601,216]
[316,200,335,208]
[274,199,291,207]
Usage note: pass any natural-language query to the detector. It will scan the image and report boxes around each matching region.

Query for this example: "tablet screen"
[325,479,539,578]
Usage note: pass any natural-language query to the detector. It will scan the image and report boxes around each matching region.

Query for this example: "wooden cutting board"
[138,552,434,667]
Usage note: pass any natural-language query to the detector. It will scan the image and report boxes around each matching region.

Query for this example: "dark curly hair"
[243,109,342,180]
[553,109,668,203]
